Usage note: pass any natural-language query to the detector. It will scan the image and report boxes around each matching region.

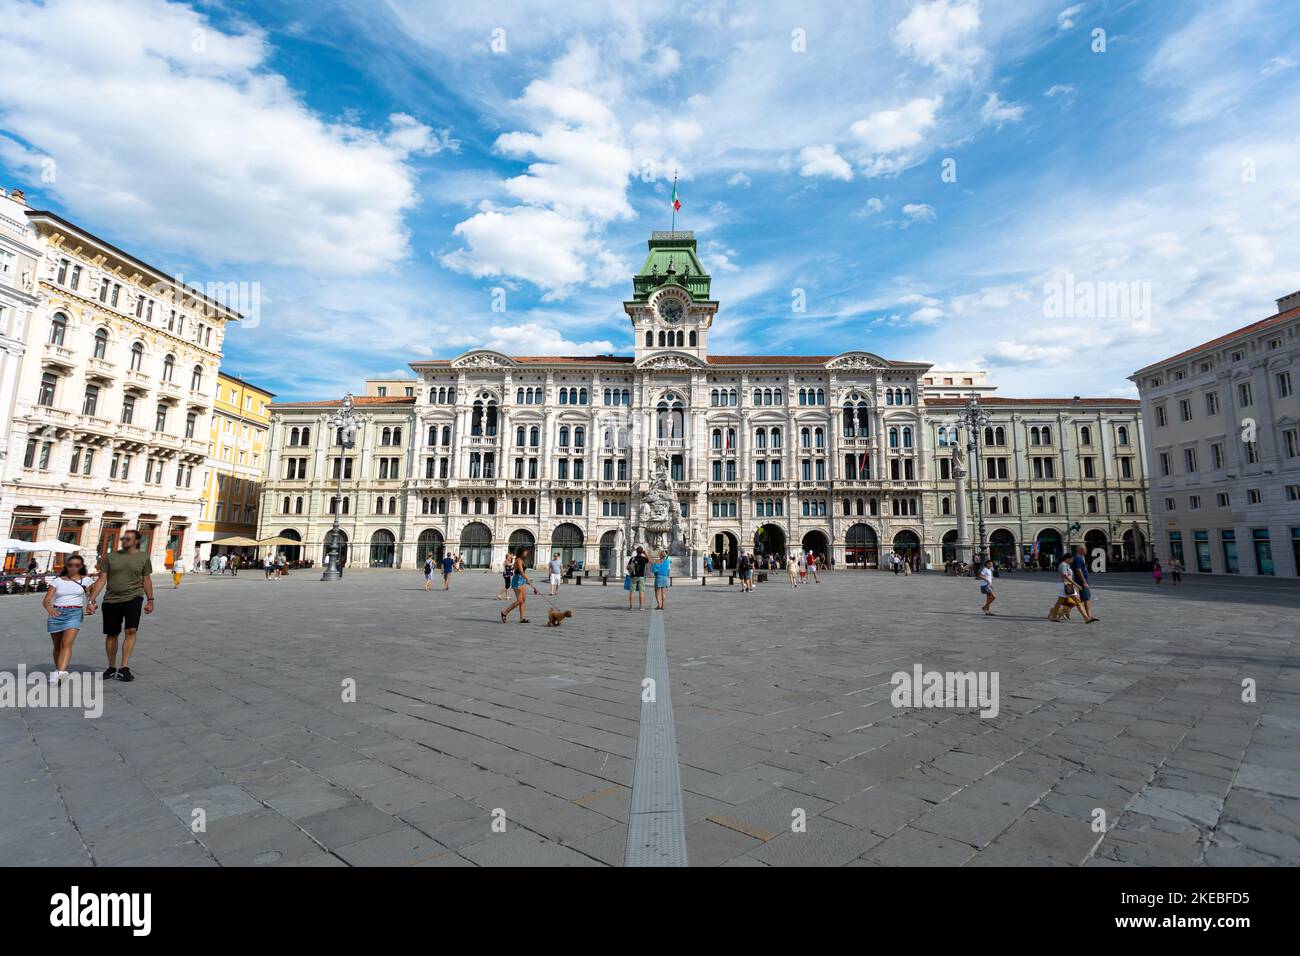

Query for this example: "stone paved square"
[1,568,1296,866]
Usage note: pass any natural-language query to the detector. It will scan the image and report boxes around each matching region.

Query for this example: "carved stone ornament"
[827,353,885,370]
[453,353,512,369]
[641,355,702,370]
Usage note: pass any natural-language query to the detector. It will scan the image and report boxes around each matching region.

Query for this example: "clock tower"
[625,231,717,364]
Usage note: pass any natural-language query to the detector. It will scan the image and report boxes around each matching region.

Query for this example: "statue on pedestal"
[634,452,684,554]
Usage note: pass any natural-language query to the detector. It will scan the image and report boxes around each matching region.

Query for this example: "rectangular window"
[1217,493,1230,508]
[1221,530,1239,573]
[1205,391,1219,415]
[1184,447,1197,473]
[1247,488,1261,504]
[1178,399,1191,422]
[1120,457,1132,479]
[1194,530,1211,572]
[1238,382,1253,407]
[1211,442,1224,469]
[1277,371,1293,399]
[1155,405,1167,427]
[82,385,99,417]
[37,372,56,406]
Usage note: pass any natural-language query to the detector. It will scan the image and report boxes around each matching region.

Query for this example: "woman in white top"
[978,560,996,615]
[1049,558,1089,622]
[43,553,96,684]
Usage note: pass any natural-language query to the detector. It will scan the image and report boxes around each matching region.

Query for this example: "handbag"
[623,574,632,591]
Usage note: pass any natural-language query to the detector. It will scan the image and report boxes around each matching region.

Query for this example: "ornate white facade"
[1132,292,1300,576]
[0,202,238,570]
[258,232,1151,571]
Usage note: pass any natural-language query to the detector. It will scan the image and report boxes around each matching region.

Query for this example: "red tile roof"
[1132,304,1300,376]
[270,396,416,409]
[926,397,1139,407]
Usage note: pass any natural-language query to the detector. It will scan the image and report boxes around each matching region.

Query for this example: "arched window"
[190,365,204,391]
[902,427,913,448]
[529,426,539,447]
[646,330,653,347]
[1042,426,1052,445]
[815,427,824,448]
[886,390,894,406]
[800,427,810,448]
[283,496,291,513]
[375,496,384,514]
[889,427,899,448]
[92,328,109,359]
[441,425,451,445]
[689,331,697,347]
[774,388,782,404]
[295,496,303,514]
[1080,426,1092,446]
[755,428,766,449]
[559,425,570,447]
[130,341,144,370]
[726,428,736,449]
[574,427,585,448]
[771,427,781,448]
[49,313,68,345]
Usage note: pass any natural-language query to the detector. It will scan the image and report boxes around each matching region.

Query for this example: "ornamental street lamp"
[959,393,991,567]
[321,393,363,582]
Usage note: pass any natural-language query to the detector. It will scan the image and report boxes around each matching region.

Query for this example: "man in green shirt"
[87,529,154,682]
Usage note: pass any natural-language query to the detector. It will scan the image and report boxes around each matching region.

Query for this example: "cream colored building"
[195,372,274,565]
[257,230,1150,572]
[1132,291,1300,576]
[0,187,43,540]
[0,200,239,570]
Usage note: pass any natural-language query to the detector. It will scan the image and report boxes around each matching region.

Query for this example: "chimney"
[1277,290,1300,314]
[8,188,26,205]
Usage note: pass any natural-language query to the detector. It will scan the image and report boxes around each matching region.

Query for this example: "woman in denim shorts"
[43,553,95,684]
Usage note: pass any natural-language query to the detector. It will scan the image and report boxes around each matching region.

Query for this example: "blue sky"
[2,0,1298,400]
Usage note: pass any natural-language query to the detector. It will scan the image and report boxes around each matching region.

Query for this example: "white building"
[1132,292,1300,576]
[258,231,1150,572]
[0,200,240,571]
[0,188,43,518]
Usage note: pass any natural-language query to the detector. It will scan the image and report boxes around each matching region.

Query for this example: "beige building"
[195,372,274,565]
[1132,292,1300,576]
[0,197,240,570]
[257,230,1150,573]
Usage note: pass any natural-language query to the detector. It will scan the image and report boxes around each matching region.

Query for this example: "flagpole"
[671,169,677,232]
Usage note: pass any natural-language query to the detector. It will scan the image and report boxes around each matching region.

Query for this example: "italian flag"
[671,182,681,212]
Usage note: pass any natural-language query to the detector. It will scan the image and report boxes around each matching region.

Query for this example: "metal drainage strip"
[623,610,689,867]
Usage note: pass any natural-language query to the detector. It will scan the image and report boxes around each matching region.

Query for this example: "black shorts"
[102,596,144,635]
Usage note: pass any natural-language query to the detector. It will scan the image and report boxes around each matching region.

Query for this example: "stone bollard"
[700,575,706,586]
[602,576,608,586]
[729,573,735,586]
[575,575,582,585]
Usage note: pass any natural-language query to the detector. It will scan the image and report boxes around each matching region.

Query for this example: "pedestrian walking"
[1071,545,1099,623]
[441,551,455,590]
[275,553,286,578]
[627,546,649,609]
[1171,557,1183,585]
[86,529,153,682]
[807,550,820,583]
[263,554,273,579]
[1048,554,1088,622]
[548,552,563,596]
[738,551,753,593]
[978,559,996,615]
[652,550,671,610]
[171,558,185,589]
[497,553,514,599]
[44,553,95,684]
[787,553,798,588]
[1152,561,1163,586]
[423,556,434,591]
[501,550,532,623]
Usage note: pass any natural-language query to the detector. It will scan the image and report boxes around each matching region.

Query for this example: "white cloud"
[902,202,937,223]
[1262,56,1297,76]
[1043,83,1075,97]
[1056,4,1083,31]
[980,92,1025,125]
[855,197,887,217]
[726,172,752,188]
[797,144,854,181]
[893,0,984,78]
[0,0,443,273]
[441,39,632,296]
[850,97,943,152]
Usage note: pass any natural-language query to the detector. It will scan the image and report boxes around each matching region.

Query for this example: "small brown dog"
[546,608,573,627]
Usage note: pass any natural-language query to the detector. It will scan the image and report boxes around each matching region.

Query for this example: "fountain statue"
[633,452,685,555]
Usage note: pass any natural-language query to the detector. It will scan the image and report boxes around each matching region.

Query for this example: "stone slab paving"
[0,566,1296,866]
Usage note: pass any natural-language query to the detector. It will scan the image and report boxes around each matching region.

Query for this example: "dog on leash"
[546,608,573,627]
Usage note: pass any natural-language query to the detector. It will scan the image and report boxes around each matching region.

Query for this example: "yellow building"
[196,372,274,566]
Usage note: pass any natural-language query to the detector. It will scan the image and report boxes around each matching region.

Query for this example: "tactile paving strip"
[623,611,689,866]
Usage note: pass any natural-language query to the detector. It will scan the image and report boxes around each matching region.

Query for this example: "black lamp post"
[321,393,362,582]
[959,394,991,566]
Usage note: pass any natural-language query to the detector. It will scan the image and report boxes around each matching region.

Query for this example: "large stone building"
[194,372,275,566]
[0,198,239,571]
[1132,292,1300,576]
[258,231,1149,571]
[0,187,42,540]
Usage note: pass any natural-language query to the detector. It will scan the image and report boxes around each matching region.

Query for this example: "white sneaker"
[49,670,63,684]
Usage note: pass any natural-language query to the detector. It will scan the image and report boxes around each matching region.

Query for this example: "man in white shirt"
[548,553,563,595]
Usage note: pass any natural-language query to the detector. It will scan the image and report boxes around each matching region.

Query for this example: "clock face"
[658,298,684,323]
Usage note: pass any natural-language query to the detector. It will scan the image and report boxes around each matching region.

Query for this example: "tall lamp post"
[959,394,991,566]
[321,393,363,582]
